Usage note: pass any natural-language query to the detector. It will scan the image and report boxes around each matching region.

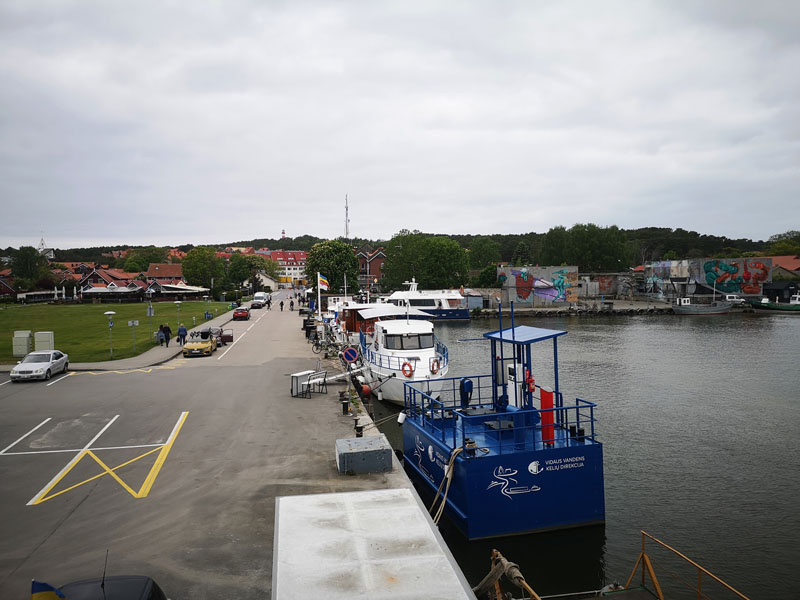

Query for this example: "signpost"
[146,301,154,343]
[128,320,139,352]
[104,311,116,360]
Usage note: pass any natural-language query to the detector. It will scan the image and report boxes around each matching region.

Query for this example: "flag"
[318,273,330,291]
[31,581,66,599]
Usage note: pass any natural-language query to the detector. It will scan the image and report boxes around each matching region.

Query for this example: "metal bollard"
[341,399,349,415]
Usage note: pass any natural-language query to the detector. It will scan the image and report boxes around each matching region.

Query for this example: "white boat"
[384,277,470,320]
[359,318,449,406]
[334,304,430,345]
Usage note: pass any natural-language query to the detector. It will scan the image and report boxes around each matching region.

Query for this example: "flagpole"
[317,272,322,320]
[344,272,347,298]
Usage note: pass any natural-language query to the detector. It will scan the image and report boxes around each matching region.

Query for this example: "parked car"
[182,329,218,357]
[208,326,233,346]
[724,294,745,305]
[10,350,69,382]
[233,306,250,320]
[57,575,167,600]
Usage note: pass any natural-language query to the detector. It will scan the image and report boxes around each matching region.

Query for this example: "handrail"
[625,530,751,600]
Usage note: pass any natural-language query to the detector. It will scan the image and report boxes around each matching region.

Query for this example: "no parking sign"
[342,346,359,363]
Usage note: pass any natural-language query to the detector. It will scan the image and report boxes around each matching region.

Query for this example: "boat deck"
[418,405,598,456]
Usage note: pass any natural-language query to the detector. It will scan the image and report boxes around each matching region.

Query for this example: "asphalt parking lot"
[0,294,395,599]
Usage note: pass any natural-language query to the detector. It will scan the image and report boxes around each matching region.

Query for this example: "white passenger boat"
[359,318,449,406]
[384,277,469,320]
[335,304,430,345]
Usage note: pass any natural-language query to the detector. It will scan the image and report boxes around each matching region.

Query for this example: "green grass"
[0,301,233,363]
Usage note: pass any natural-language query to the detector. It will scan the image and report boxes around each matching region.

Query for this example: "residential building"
[355,245,386,292]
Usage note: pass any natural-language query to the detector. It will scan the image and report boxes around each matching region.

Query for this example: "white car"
[724,294,745,305]
[10,350,69,382]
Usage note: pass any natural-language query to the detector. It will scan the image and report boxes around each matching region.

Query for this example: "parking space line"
[217,330,247,360]
[0,380,11,387]
[46,373,72,387]
[1,418,52,455]
[27,415,120,505]
[3,443,162,456]
[138,411,188,496]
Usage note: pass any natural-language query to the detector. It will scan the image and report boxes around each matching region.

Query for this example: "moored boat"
[385,277,470,320]
[672,297,732,315]
[359,318,449,406]
[748,293,800,312]
[401,315,605,540]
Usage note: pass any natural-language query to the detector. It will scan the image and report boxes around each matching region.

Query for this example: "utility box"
[13,331,33,357]
[335,434,393,474]
[34,331,55,352]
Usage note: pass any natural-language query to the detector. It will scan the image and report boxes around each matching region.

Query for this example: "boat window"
[409,299,437,307]
[384,334,433,350]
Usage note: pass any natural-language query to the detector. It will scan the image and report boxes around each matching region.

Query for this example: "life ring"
[430,358,440,375]
[401,362,414,378]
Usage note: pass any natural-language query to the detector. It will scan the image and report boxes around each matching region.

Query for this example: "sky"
[2,0,798,250]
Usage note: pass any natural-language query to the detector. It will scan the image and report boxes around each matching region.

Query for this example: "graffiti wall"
[498,266,579,304]
[645,258,772,295]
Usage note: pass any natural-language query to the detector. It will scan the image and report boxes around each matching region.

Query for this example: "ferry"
[359,318,449,406]
[400,308,605,540]
[384,277,470,320]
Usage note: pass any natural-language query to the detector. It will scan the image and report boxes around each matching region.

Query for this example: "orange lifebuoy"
[430,358,440,375]
[401,362,414,378]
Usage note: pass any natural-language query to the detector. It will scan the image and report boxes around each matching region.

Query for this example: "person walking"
[163,323,173,348]
[279,300,284,311]
[289,300,294,311]
[266,297,271,310]
[158,325,166,346]
[177,323,188,346]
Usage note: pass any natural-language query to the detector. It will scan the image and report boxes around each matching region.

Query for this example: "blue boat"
[401,312,605,540]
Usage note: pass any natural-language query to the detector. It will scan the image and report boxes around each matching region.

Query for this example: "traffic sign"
[128,320,139,327]
[109,320,114,328]
[146,303,154,317]
[342,346,359,363]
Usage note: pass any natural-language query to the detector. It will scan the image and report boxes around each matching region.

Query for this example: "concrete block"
[335,434,393,474]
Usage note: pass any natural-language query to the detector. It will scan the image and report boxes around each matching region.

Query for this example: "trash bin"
[13,331,33,357]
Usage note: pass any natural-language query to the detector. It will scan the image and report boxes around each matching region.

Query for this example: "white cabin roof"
[376,319,434,334]
[357,306,429,320]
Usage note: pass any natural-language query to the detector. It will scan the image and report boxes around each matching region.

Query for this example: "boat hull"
[403,419,605,540]
[673,301,732,315]
[418,308,471,321]
[364,365,447,406]
[748,301,800,312]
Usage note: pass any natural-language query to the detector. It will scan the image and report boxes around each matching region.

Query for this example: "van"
[252,291,269,308]
[724,294,745,305]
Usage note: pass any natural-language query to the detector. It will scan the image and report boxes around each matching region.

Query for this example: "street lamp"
[104,311,116,360]
[174,300,182,328]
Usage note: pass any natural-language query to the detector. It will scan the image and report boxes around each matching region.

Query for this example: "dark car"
[59,575,167,600]
[233,306,250,320]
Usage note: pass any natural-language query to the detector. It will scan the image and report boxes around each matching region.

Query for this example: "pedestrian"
[177,323,188,346]
[163,323,173,348]
[266,297,272,310]
[158,324,165,346]
[289,300,294,311]
[279,300,284,311]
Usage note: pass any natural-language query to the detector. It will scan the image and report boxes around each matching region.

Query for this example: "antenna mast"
[344,194,350,242]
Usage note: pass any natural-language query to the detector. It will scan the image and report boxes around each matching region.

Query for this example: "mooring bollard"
[354,420,364,437]
[341,399,349,415]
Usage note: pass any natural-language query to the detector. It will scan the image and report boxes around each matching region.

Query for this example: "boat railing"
[625,530,752,600]
[359,333,449,373]
[404,376,599,454]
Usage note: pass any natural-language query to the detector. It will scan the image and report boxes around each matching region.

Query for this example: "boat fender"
[361,384,372,398]
[430,358,440,375]
[401,362,414,378]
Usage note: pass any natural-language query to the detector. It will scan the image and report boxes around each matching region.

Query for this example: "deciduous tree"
[182,247,224,289]
[305,239,359,292]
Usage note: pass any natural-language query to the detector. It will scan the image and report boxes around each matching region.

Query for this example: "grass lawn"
[0,301,233,363]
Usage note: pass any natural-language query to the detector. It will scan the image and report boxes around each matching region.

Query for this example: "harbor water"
[374,311,800,599]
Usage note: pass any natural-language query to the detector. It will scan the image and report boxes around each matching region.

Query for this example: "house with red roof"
[355,245,386,291]
[257,250,307,285]
[145,263,184,282]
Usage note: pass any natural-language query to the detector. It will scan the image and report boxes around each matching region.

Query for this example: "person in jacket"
[163,324,173,348]
[158,324,165,346]
[177,323,188,346]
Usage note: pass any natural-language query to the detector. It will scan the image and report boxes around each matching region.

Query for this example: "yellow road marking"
[31,412,189,504]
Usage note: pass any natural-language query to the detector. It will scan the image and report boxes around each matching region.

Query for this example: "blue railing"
[403,375,599,455]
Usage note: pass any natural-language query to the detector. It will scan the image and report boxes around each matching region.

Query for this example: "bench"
[290,370,328,398]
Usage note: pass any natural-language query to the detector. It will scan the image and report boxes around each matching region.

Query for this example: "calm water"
[374,312,800,599]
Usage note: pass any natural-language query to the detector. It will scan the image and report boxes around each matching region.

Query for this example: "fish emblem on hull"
[487,466,541,499]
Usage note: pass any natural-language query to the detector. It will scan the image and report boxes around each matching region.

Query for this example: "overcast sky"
[2,1,798,250]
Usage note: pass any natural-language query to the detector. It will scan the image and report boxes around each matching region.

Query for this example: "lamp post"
[174,300,181,329]
[104,311,116,360]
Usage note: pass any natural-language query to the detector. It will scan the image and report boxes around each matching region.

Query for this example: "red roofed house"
[355,245,386,292]
[257,250,306,285]
[145,263,184,282]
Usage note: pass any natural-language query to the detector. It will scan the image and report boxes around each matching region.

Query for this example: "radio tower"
[344,195,350,242]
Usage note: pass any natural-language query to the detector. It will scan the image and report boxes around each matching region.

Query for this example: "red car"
[233,306,250,320]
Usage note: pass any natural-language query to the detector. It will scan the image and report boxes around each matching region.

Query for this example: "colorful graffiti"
[499,266,578,303]
[644,258,772,296]
[703,259,771,295]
